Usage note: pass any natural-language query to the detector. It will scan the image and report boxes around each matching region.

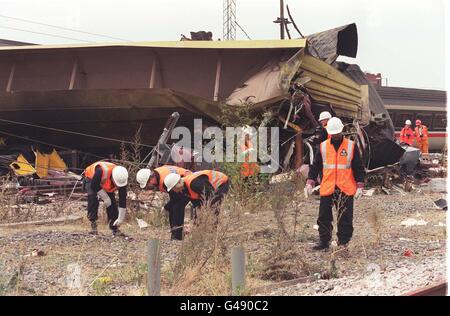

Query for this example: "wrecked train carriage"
[0,30,401,171]
[0,40,307,157]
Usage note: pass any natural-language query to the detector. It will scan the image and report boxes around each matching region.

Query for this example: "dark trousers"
[164,191,190,240]
[211,181,230,208]
[85,180,118,231]
[318,189,354,244]
[166,181,231,240]
[191,180,231,223]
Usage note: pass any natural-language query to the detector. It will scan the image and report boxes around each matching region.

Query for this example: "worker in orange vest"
[163,170,230,239]
[84,161,128,237]
[240,126,259,179]
[414,119,429,154]
[136,165,192,240]
[399,120,415,146]
[305,117,365,250]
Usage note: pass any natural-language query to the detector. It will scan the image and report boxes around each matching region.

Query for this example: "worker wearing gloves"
[136,165,192,240]
[84,161,128,237]
[414,119,429,154]
[163,170,230,238]
[399,120,415,146]
[305,117,365,250]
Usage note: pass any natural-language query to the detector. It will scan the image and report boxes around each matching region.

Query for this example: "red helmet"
[416,119,422,125]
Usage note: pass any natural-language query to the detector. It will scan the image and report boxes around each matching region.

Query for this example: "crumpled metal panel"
[10,154,35,176]
[226,49,305,106]
[306,23,358,63]
[335,62,395,140]
[299,55,362,118]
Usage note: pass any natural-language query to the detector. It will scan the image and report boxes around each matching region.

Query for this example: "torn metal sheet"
[306,23,358,63]
[335,62,395,139]
[299,55,362,119]
[433,199,447,210]
[9,154,35,176]
[399,146,421,174]
[35,150,68,178]
[227,49,305,106]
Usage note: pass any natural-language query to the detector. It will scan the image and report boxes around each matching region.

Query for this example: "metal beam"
[69,58,78,90]
[6,62,15,92]
[213,54,222,101]
[149,56,156,88]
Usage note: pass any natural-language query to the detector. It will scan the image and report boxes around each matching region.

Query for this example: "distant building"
[364,72,382,87]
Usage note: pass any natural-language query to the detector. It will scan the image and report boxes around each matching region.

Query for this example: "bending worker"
[84,161,128,237]
[305,117,365,250]
[414,119,429,154]
[164,170,230,235]
[399,120,415,146]
[136,165,191,240]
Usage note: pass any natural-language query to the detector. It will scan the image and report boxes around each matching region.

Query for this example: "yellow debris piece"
[35,149,68,178]
[9,154,36,176]
[35,151,50,178]
[48,149,68,171]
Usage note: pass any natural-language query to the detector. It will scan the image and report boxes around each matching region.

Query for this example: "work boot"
[312,241,330,251]
[112,229,127,238]
[337,240,349,247]
[89,221,98,235]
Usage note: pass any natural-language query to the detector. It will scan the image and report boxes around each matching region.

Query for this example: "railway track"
[404,281,447,296]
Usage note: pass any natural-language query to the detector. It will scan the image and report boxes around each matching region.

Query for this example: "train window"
[394,112,413,129]
[415,114,432,127]
[432,114,447,131]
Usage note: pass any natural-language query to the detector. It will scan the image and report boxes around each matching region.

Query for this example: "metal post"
[294,133,303,170]
[280,0,285,39]
[147,238,161,296]
[231,246,245,295]
[6,62,15,92]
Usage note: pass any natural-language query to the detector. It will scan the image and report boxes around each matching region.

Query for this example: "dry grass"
[0,167,447,296]
[165,197,239,295]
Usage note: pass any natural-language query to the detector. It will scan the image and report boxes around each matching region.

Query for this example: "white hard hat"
[318,111,332,122]
[164,173,181,192]
[326,117,344,135]
[112,166,128,187]
[241,125,255,136]
[136,168,152,189]
[405,120,412,125]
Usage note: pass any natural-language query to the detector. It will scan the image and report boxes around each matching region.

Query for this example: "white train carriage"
[376,86,447,152]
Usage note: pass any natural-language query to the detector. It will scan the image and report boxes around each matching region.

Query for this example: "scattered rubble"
[400,218,428,227]
[267,253,446,296]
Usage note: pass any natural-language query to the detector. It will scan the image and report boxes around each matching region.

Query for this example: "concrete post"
[231,246,245,295]
[147,238,161,296]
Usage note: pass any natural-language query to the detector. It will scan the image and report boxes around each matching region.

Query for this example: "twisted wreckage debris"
[0,23,444,199]
[1,147,83,203]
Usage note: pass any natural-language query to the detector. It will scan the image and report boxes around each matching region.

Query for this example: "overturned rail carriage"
[0,24,400,170]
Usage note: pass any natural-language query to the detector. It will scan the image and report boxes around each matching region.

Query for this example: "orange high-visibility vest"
[399,127,415,146]
[85,161,117,193]
[240,140,259,177]
[414,125,429,142]
[154,165,191,192]
[184,170,229,200]
[319,138,357,196]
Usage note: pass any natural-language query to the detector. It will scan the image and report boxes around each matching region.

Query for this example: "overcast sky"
[0,0,447,90]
